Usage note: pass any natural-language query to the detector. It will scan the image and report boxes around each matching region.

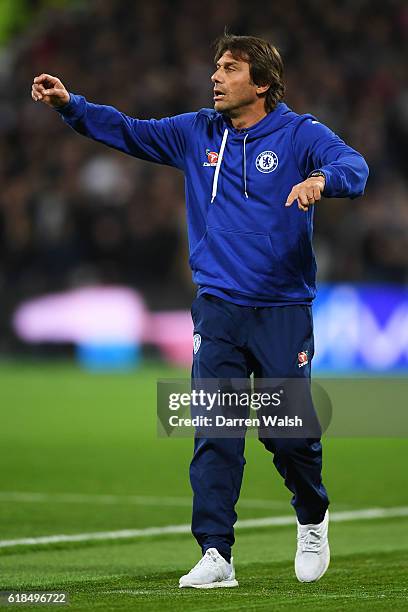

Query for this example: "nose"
[211,68,222,84]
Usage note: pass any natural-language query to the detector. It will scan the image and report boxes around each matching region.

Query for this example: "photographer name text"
[168,415,303,428]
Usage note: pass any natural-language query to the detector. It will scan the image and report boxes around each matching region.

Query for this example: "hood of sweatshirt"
[202,103,304,202]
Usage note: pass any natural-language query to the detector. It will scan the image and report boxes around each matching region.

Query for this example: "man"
[32,34,368,588]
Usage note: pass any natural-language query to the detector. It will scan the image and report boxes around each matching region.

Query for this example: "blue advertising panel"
[313,285,408,372]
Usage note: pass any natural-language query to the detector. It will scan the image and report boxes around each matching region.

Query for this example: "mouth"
[213,89,226,101]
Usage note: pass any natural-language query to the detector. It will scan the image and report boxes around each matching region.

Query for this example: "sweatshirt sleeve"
[55,93,195,171]
[292,117,369,198]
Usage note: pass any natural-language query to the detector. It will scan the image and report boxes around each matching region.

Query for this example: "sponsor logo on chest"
[202,148,219,167]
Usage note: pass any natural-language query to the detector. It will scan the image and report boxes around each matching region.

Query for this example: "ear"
[256,84,270,95]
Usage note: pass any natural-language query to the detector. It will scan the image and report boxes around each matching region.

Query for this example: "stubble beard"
[214,98,244,118]
[215,90,257,118]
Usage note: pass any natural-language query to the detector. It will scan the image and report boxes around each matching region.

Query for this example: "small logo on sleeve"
[298,351,309,368]
[255,151,279,173]
[203,149,219,167]
[193,333,202,354]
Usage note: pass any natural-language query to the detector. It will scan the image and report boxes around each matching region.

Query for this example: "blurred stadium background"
[0,1,407,609]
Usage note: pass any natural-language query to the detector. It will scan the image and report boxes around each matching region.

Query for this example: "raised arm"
[31,73,194,170]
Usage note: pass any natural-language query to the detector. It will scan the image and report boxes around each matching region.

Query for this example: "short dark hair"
[213,33,285,113]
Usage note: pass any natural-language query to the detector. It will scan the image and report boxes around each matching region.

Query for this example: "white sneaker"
[295,510,330,582]
[179,548,238,589]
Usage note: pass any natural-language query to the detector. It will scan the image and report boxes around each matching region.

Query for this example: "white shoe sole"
[179,579,239,589]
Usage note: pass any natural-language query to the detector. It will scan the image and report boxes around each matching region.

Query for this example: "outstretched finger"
[285,188,298,207]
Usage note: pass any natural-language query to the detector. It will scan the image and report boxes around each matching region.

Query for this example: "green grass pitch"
[0,361,407,610]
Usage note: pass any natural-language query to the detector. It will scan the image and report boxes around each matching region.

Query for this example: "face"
[211,50,266,116]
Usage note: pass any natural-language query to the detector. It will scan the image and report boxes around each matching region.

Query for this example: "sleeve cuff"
[54,92,83,118]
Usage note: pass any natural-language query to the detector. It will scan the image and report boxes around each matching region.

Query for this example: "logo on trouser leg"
[298,350,309,368]
[193,333,201,354]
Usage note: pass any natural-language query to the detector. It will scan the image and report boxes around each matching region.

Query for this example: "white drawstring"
[243,133,249,199]
[211,128,228,203]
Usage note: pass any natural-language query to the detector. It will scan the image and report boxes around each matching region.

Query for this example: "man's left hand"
[285,176,325,212]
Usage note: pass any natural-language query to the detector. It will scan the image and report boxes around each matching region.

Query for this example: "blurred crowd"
[1,0,407,313]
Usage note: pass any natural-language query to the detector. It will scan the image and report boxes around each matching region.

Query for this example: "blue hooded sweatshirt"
[57,95,369,306]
